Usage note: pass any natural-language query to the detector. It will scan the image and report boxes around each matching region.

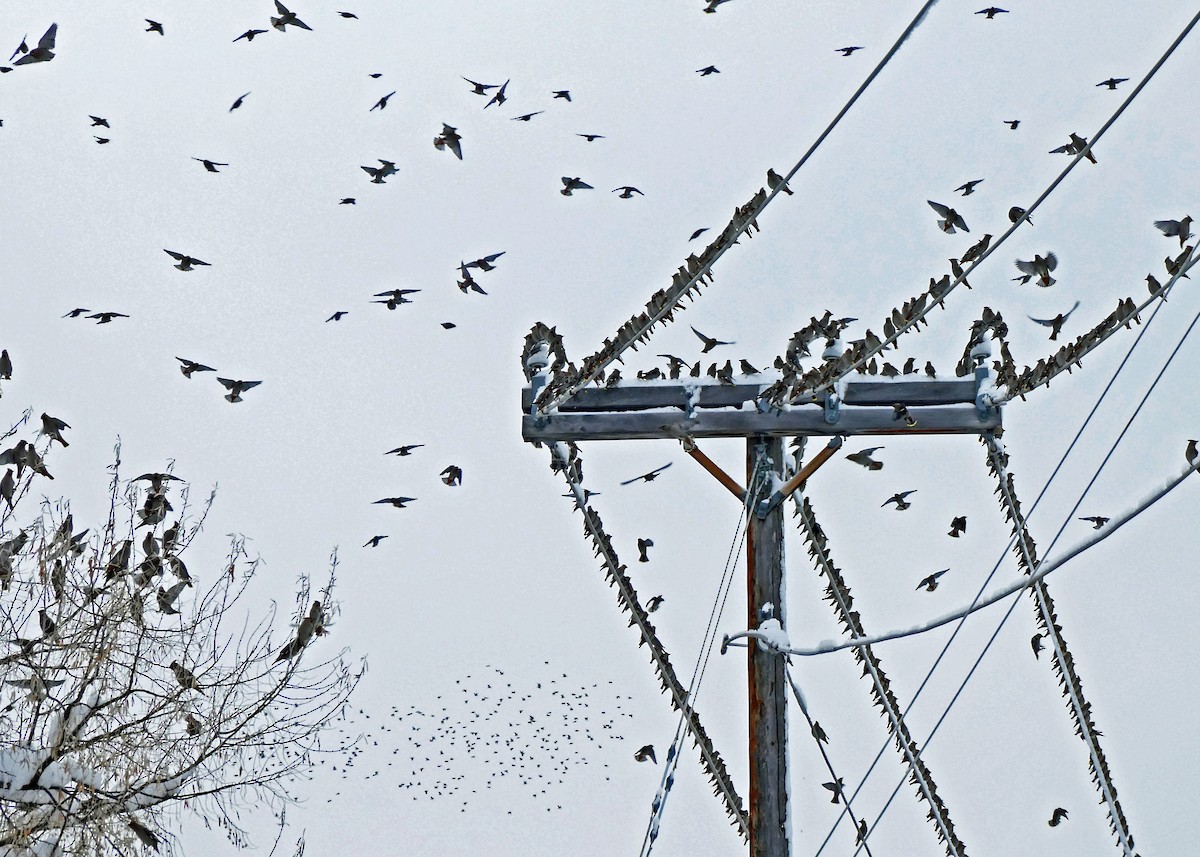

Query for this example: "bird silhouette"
[375,497,417,508]
[1078,515,1109,529]
[326,311,348,322]
[577,133,605,142]
[637,538,653,563]
[927,200,969,234]
[1096,77,1128,90]
[612,186,643,199]
[845,447,884,471]
[1031,633,1045,659]
[484,80,510,109]
[511,111,543,122]
[229,91,251,111]
[976,7,1009,18]
[690,326,732,353]
[463,78,499,96]
[233,29,268,42]
[835,46,863,56]
[948,515,966,538]
[192,158,228,173]
[364,535,389,548]
[371,91,397,111]
[767,169,793,195]
[882,490,917,510]
[822,779,844,802]
[145,20,164,35]
[1003,119,1020,130]
[1154,216,1193,247]
[634,745,656,763]
[955,179,983,196]
[164,249,211,271]
[386,444,424,456]
[217,378,262,403]
[272,1,313,31]
[1028,301,1080,341]
[1015,253,1058,287]
[88,312,128,324]
[560,177,593,196]
[646,596,664,612]
[696,65,720,75]
[176,357,215,377]
[13,24,57,66]
[620,463,671,485]
[917,569,949,592]
[441,465,463,486]
[1048,807,1068,827]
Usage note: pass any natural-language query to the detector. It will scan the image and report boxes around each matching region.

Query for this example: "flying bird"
[511,111,543,122]
[704,0,733,11]
[612,186,643,199]
[145,19,164,35]
[882,490,917,510]
[485,80,510,108]
[637,538,653,563]
[234,29,268,42]
[1048,808,1068,827]
[1096,77,1128,90]
[89,116,109,128]
[370,91,397,111]
[466,252,505,271]
[688,228,710,241]
[229,92,251,111]
[326,311,348,322]
[176,357,215,378]
[336,11,359,18]
[955,179,983,196]
[1015,252,1057,287]
[634,745,656,764]
[192,158,229,173]
[1028,301,1080,341]
[164,249,211,271]
[696,65,720,76]
[386,444,423,456]
[339,198,356,205]
[12,24,57,66]
[375,497,416,508]
[690,326,733,353]
[88,312,128,324]
[917,569,949,592]
[927,200,969,234]
[271,1,313,31]
[552,90,571,101]
[441,465,463,486]
[362,159,398,183]
[845,447,884,471]
[835,46,863,56]
[1031,633,1045,658]
[577,133,605,142]
[434,124,463,160]
[822,779,844,803]
[63,308,90,318]
[560,177,593,196]
[94,136,110,144]
[621,463,672,486]
[1078,515,1109,529]
[1154,216,1193,247]
[948,515,966,537]
[463,78,499,95]
[976,7,1008,17]
[646,595,665,612]
[1004,119,1020,129]
[217,378,262,403]
[364,535,388,548]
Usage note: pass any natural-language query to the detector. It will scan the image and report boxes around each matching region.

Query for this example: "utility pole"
[522,344,1001,857]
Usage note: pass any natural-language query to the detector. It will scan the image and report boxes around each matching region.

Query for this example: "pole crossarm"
[793,494,968,857]
[683,438,747,502]
[982,435,1137,856]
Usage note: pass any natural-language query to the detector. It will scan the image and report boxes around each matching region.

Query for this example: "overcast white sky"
[2,1,1199,855]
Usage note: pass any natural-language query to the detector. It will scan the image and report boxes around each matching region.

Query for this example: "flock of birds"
[312,664,634,815]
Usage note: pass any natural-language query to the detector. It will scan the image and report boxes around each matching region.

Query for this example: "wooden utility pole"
[746,436,789,856]
[523,359,1000,857]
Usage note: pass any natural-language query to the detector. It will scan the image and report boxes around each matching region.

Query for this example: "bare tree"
[1,419,361,856]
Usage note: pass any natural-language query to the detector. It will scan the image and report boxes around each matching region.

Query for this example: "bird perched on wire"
[1096,77,1128,90]
[1187,439,1198,464]
[612,186,644,199]
[955,179,983,196]
[767,169,793,196]
[811,721,829,744]
[1078,515,1109,529]
[959,234,992,265]
[1031,633,1045,658]
[845,447,884,471]
[560,177,593,196]
[634,745,656,763]
[12,24,57,65]
[1008,206,1032,225]
[646,595,664,612]
[690,326,733,353]
[1028,301,1080,341]
[164,249,211,271]
[176,357,215,378]
[1048,807,1068,827]
[917,569,949,592]
[637,538,653,563]
[882,490,916,511]
[621,463,671,485]
[1154,216,1193,247]
[927,200,969,234]
[484,79,510,108]
[217,378,262,403]
[441,465,462,486]
[1015,252,1057,287]
[271,1,312,31]
[822,779,844,803]
[948,515,966,538]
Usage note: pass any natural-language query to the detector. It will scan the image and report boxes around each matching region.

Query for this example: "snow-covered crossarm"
[997,249,1195,404]
[792,496,968,857]
[548,442,750,841]
[532,187,772,415]
[983,435,1138,857]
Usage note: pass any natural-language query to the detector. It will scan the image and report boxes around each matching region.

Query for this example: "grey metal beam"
[522,405,1000,442]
